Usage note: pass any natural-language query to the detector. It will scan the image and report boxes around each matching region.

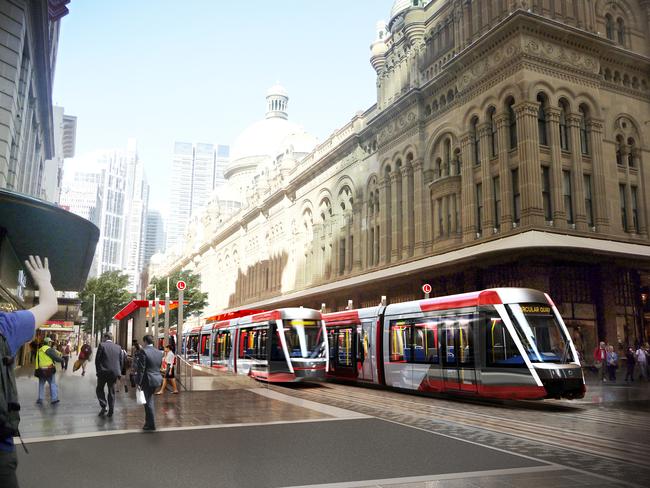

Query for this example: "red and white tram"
[182,308,328,382]
[323,288,585,400]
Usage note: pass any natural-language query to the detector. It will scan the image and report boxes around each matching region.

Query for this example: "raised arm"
[24,256,58,327]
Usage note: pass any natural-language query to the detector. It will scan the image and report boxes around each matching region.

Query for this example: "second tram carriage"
[323,288,585,400]
[182,308,328,382]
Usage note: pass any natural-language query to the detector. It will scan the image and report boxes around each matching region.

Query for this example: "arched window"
[579,105,589,155]
[507,98,517,149]
[454,148,461,175]
[605,14,614,40]
[559,100,569,151]
[628,138,636,167]
[434,157,442,179]
[471,117,480,165]
[617,18,625,44]
[444,139,451,176]
[616,135,624,166]
[536,93,548,146]
[488,107,497,157]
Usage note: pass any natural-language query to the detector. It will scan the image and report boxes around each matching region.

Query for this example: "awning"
[0,188,99,291]
[113,300,186,320]
[237,230,650,310]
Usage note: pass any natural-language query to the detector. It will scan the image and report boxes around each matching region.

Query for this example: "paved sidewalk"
[14,355,328,438]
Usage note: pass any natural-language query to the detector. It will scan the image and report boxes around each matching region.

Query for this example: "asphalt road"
[17,418,544,488]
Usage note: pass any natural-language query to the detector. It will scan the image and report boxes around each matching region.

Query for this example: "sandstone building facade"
[151,0,650,360]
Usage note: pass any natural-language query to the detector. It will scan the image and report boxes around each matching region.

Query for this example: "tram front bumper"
[534,365,586,399]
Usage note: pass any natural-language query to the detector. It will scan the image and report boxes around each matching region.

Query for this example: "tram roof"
[186,307,322,334]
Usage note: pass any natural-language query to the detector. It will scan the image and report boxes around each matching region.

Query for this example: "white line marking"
[281,465,565,488]
[16,417,364,444]
[249,388,371,419]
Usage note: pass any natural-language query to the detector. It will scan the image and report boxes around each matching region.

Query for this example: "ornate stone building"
[152,0,650,358]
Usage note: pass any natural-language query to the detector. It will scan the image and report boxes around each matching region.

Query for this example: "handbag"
[136,387,146,405]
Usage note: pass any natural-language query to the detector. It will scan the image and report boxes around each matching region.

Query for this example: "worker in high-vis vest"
[35,336,63,405]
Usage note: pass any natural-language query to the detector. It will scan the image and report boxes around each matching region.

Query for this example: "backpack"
[0,332,21,439]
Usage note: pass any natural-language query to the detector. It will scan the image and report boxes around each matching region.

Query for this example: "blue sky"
[54,0,395,213]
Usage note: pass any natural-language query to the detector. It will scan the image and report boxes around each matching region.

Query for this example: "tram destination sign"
[520,304,551,314]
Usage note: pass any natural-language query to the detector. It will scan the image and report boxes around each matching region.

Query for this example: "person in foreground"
[0,256,58,488]
[135,334,163,431]
[95,332,125,417]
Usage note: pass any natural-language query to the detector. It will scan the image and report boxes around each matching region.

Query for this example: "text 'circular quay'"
[152,0,650,360]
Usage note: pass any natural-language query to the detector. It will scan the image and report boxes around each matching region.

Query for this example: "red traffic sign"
[422,283,432,294]
[176,280,186,291]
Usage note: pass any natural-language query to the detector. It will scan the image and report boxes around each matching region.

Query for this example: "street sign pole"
[91,293,95,347]
[178,288,184,358]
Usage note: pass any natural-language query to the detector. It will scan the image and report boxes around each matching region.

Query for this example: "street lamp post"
[91,293,95,347]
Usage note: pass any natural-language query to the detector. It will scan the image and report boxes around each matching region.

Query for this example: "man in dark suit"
[135,335,163,431]
[95,332,125,417]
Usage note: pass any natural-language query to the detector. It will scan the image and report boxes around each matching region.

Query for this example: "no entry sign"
[176,280,186,291]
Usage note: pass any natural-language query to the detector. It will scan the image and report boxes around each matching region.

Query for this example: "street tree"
[79,271,132,334]
[149,269,208,325]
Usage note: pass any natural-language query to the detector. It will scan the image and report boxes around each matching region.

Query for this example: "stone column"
[442,195,449,237]
[568,113,588,230]
[432,197,440,242]
[379,176,391,265]
[546,107,567,227]
[478,122,494,231]
[423,165,434,252]
[354,201,363,271]
[390,171,401,261]
[401,164,414,257]
[631,148,647,236]
[623,148,635,233]
[495,113,513,229]
[514,101,544,227]
[587,119,609,232]
[460,132,476,242]
[412,158,426,255]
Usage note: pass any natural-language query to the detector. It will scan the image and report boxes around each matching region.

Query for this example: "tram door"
[357,321,374,382]
[330,327,356,378]
[442,318,478,393]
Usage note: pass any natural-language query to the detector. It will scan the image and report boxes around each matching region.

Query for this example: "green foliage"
[149,269,208,325]
[79,271,132,333]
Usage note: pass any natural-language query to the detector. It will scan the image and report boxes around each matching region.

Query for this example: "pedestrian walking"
[636,344,648,381]
[95,332,125,418]
[35,337,63,404]
[625,347,635,382]
[156,345,179,395]
[1,256,58,488]
[606,345,618,382]
[593,341,607,381]
[77,341,93,376]
[135,335,163,431]
[61,341,71,370]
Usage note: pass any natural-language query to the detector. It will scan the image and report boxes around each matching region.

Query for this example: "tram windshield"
[508,303,574,363]
[283,319,326,359]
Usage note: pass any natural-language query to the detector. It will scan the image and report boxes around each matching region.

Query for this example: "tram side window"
[200,334,210,356]
[485,316,523,366]
[413,322,439,364]
[213,331,231,361]
[389,321,411,362]
[239,327,269,360]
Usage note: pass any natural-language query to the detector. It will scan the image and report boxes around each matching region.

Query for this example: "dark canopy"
[0,188,99,291]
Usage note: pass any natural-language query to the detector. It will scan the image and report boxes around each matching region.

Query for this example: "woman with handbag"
[35,337,63,405]
[155,345,179,395]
